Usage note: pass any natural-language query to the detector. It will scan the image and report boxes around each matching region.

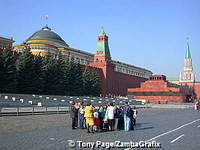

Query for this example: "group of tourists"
[69,101,137,133]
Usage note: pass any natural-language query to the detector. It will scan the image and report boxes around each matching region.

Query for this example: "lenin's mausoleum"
[128,43,200,102]
[1,25,198,102]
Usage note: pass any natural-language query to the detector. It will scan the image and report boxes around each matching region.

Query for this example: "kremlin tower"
[179,41,195,82]
[90,28,148,96]
[93,28,111,62]
[90,28,115,95]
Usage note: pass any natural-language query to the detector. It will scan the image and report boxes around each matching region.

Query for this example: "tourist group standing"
[69,101,137,133]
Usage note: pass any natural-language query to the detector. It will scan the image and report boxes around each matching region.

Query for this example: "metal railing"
[0,106,70,116]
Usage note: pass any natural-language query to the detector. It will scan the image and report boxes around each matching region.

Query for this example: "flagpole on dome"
[43,15,51,30]
[44,15,49,27]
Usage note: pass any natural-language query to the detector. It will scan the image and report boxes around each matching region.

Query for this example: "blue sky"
[1,0,199,80]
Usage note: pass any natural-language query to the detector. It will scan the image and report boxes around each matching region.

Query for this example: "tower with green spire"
[179,40,195,82]
[185,42,191,58]
[90,28,115,96]
[94,28,111,62]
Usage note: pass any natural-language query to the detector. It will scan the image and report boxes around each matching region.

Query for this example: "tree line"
[0,46,101,96]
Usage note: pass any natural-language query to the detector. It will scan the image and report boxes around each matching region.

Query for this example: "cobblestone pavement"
[0,108,200,150]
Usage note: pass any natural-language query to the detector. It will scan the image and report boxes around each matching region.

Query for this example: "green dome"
[26,26,68,46]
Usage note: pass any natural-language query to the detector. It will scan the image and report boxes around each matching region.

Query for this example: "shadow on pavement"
[135,122,154,130]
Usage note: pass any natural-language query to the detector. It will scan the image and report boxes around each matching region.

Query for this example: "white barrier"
[20,99,24,103]
[134,99,147,104]
[37,102,42,107]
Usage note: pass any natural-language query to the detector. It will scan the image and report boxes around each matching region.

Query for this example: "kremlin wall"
[1,26,199,102]
[14,26,152,97]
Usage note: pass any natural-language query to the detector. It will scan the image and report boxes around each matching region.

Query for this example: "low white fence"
[0,106,69,116]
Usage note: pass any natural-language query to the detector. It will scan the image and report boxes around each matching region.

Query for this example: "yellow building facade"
[0,36,14,49]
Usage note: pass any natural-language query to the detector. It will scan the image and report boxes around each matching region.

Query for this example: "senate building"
[14,26,152,79]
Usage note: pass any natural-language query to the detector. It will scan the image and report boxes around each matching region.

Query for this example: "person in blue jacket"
[122,102,133,131]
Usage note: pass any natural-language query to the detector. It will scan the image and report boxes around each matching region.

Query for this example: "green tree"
[90,71,101,96]
[16,46,35,94]
[42,52,68,95]
[62,58,70,95]
[42,53,57,94]
[83,70,101,96]
[31,54,44,94]
[0,47,17,93]
[65,58,83,96]
[0,50,5,91]
[53,53,66,95]
[0,50,3,82]
[82,70,91,95]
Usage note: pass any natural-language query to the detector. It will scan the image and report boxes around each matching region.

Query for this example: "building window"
[76,57,80,63]
[81,59,84,64]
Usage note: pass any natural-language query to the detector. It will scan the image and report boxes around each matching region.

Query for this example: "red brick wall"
[188,83,200,99]
[194,83,200,99]
[105,67,147,96]
[134,96,185,103]
[179,82,200,99]
[89,61,148,96]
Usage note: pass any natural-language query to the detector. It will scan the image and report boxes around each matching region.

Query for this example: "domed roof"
[26,26,68,47]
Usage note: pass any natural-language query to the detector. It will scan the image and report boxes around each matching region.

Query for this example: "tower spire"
[99,27,106,36]
[94,28,111,62]
[185,42,191,58]
[179,38,195,82]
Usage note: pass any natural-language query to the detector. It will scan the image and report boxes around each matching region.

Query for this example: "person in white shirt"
[132,106,138,126]
[194,101,198,110]
[105,102,115,131]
